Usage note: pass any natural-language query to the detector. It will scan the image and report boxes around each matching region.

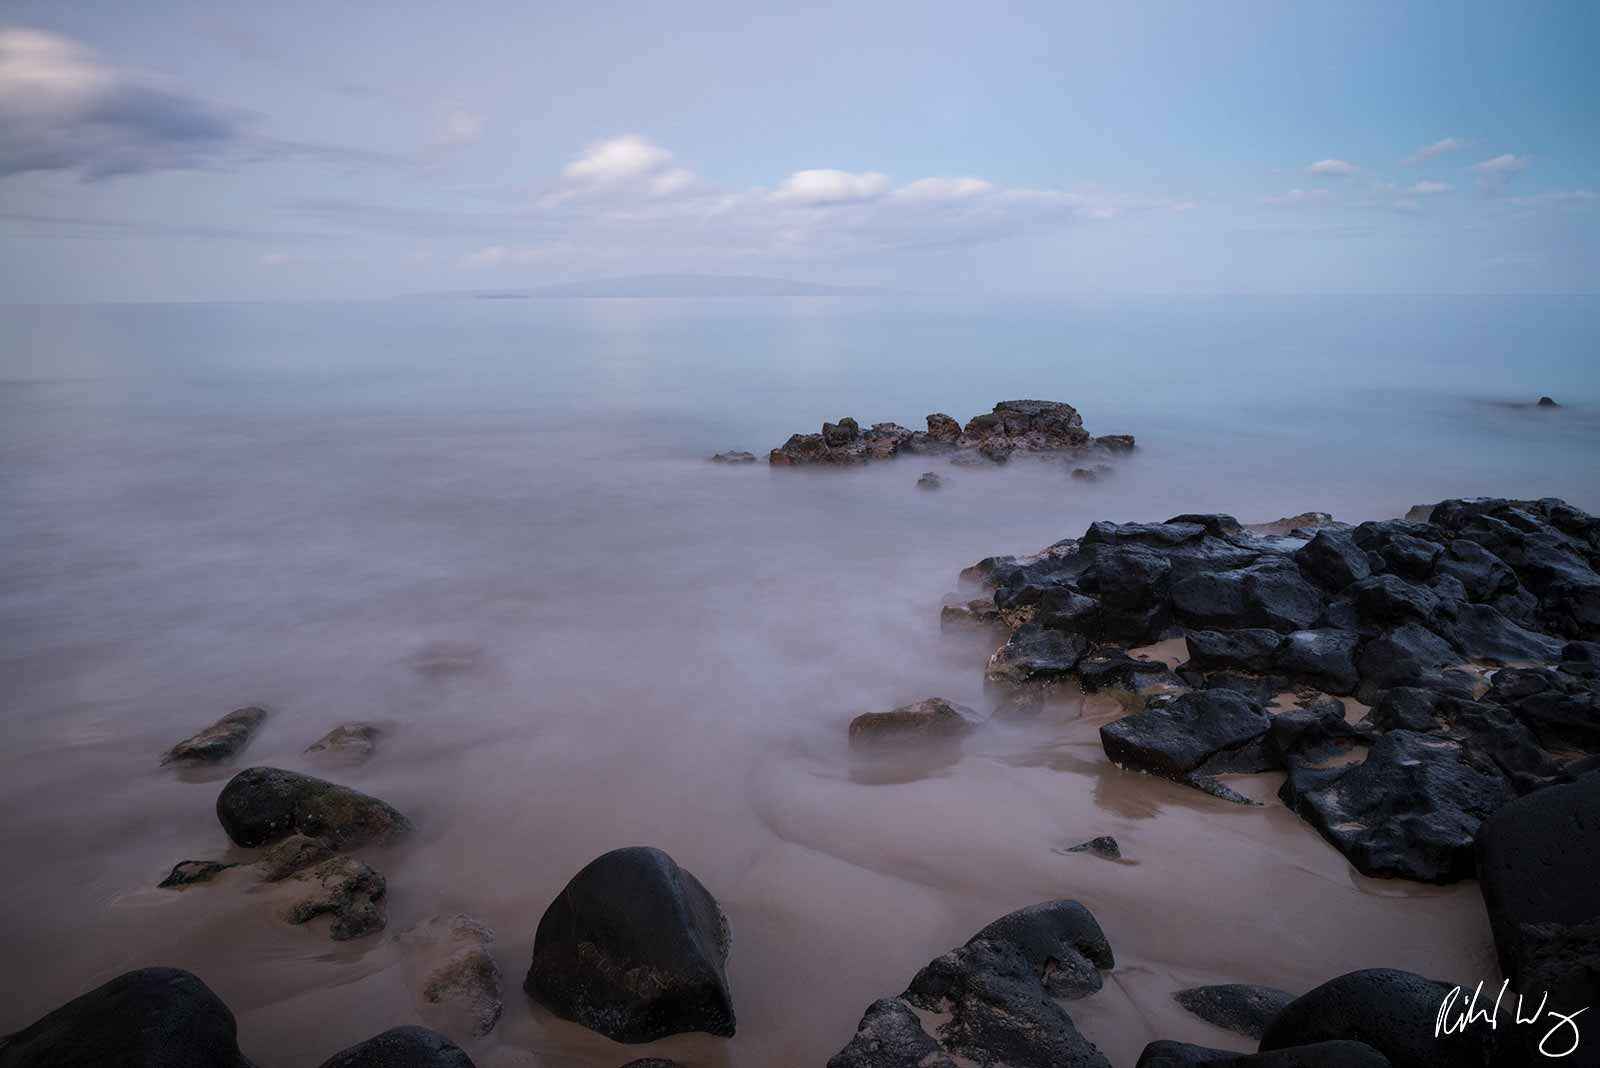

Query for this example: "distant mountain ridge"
[405,274,893,300]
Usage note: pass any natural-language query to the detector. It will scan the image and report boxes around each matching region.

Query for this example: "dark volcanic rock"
[1277,629,1360,694]
[1062,835,1121,859]
[916,471,943,490]
[314,1026,474,1068]
[525,846,734,1043]
[0,967,252,1068]
[849,698,982,747]
[1474,771,1600,1045]
[255,833,334,881]
[1136,1039,1391,1067]
[827,998,958,1068]
[1259,968,1493,1067]
[1100,690,1274,801]
[987,624,1089,683]
[162,706,266,766]
[708,451,755,464]
[773,399,1105,465]
[1538,396,1560,407]
[304,722,382,765]
[1280,730,1514,883]
[1185,628,1284,674]
[1295,530,1371,592]
[962,898,1115,997]
[926,412,962,441]
[1093,433,1137,453]
[215,766,411,849]
[158,859,237,888]
[1172,984,1296,1040]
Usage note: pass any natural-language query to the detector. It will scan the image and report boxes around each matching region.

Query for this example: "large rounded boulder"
[215,766,412,849]
[0,967,252,1068]
[1258,968,1493,1067]
[524,846,734,1043]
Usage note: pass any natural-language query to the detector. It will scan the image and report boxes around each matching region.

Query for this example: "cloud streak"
[1404,137,1467,166]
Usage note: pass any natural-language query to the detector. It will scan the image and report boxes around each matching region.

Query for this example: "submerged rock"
[215,766,412,849]
[304,722,382,765]
[255,833,335,881]
[525,846,734,1043]
[158,859,238,888]
[314,1026,475,1068]
[0,967,253,1068]
[708,450,756,463]
[403,914,504,1038]
[1061,835,1121,860]
[1172,983,1296,1040]
[848,697,982,747]
[283,856,388,940]
[162,706,267,766]
[917,471,943,490]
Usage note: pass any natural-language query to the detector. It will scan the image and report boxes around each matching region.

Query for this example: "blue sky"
[1,0,1596,300]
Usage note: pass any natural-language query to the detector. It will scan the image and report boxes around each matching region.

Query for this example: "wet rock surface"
[848,697,982,747]
[402,914,505,1038]
[283,856,388,940]
[313,1025,475,1068]
[0,967,253,1068]
[707,450,756,463]
[1061,834,1121,860]
[770,399,1135,469]
[525,846,734,1043]
[162,706,267,766]
[951,497,1600,884]
[1259,968,1494,1067]
[157,859,237,888]
[1136,1039,1392,1067]
[216,766,412,849]
[304,722,382,765]
[829,899,1114,1068]
[1172,983,1296,1040]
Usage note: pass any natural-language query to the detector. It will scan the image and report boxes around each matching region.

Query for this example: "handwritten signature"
[1436,980,1588,1058]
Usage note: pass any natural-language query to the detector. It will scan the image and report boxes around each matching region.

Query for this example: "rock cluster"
[952,497,1600,885]
[768,399,1136,468]
[828,899,1115,1068]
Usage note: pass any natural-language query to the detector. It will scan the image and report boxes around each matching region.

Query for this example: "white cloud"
[649,167,696,197]
[1307,159,1356,177]
[440,109,484,147]
[1471,153,1529,190]
[563,134,672,183]
[1404,137,1467,166]
[462,244,547,267]
[1406,180,1451,195]
[772,169,890,205]
[891,176,995,201]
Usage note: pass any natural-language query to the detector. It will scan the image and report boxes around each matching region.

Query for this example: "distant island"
[404,274,894,300]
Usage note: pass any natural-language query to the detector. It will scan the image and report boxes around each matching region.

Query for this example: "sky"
[0,0,1597,301]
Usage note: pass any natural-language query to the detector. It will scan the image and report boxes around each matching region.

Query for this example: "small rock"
[1061,836,1121,860]
[304,722,382,765]
[283,856,388,941]
[158,859,238,888]
[849,698,982,747]
[708,450,756,463]
[525,846,735,1043]
[1172,983,1296,1040]
[162,706,267,766]
[1093,434,1137,453]
[313,1026,475,1068]
[215,766,412,849]
[1537,396,1560,408]
[1071,464,1113,482]
[917,471,944,490]
[403,914,504,1038]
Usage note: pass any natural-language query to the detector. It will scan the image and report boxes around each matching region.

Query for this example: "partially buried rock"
[526,846,735,1043]
[917,471,944,490]
[1259,968,1493,1067]
[848,697,982,747]
[0,967,253,1068]
[314,1026,475,1068]
[215,766,412,849]
[1061,835,1121,860]
[708,450,756,463]
[255,832,334,881]
[1135,1039,1391,1067]
[1172,983,1296,1040]
[305,722,382,765]
[283,855,387,940]
[403,914,504,1039]
[158,859,237,888]
[162,706,267,766]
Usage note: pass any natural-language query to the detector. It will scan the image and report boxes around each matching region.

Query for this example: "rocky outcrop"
[525,846,734,1043]
[0,967,253,1067]
[313,1026,475,1068]
[827,900,1114,1068]
[215,766,412,849]
[950,497,1600,884]
[708,451,756,463]
[1172,984,1296,1040]
[162,706,267,766]
[282,856,387,940]
[848,698,982,747]
[769,400,1135,468]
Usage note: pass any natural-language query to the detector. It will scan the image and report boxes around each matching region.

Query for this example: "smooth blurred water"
[0,294,1595,1066]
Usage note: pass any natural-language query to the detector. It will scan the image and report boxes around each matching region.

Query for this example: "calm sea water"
[0,294,1595,1065]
